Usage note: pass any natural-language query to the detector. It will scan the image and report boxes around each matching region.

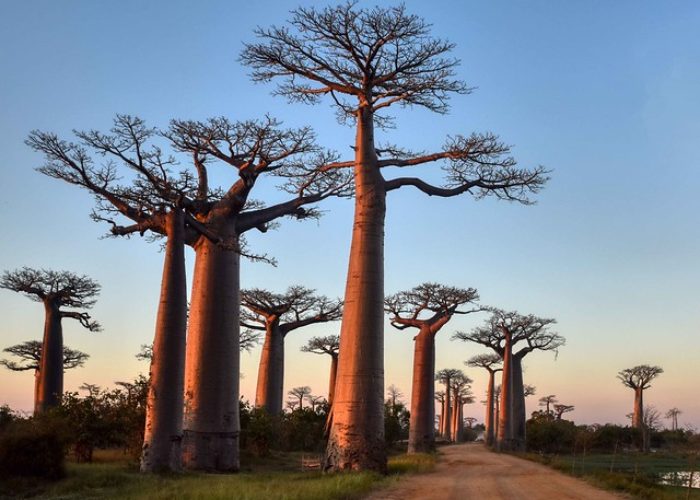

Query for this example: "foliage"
[0,415,69,480]
[384,401,410,447]
[526,414,577,453]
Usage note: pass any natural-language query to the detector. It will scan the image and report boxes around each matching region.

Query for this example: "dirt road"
[367,444,625,500]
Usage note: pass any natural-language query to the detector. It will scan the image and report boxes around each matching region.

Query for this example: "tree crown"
[0,340,89,371]
[300,335,340,357]
[617,364,663,390]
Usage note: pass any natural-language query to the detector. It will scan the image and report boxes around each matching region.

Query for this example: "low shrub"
[0,416,69,479]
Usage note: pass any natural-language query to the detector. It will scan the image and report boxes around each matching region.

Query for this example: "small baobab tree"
[454,309,563,451]
[464,417,478,429]
[435,368,462,443]
[617,364,663,429]
[0,268,100,414]
[449,373,473,443]
[385,283,480,453]
[386,385,404,418]
[538,395,558,417]
[665,407,682,431]
[300,335,340,406]
[1,340,89,411]
[467,353,502,446]
[242,3,549,472]
[553,404,575,420]
[435,391,446,438]
[307,394,325,413]
[241,286,342,415]
[288,386,312,410]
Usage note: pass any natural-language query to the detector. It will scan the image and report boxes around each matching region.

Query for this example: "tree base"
[140,435,182,473]
[324,433,387,473]
[181,430,239,472]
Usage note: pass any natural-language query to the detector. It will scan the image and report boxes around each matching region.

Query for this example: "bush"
[0,416,69,479]
[526,417,577,453]
[589,424,642,452]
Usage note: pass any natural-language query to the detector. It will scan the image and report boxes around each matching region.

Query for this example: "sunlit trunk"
[511,355,526,451]
[328,354,338,407]
[438,400,445,437]
[496,330,513,451]
[452,397,464,442]
[494,395,500,442]
[632,387,643,429]
[485,371,495,446]
[444,377,452,442]
[182,228,240,472]
[141,209,188,473]
[408,328,435,453]
[325,106,387,472]
[254,321,284,415]
[36,302,62,414]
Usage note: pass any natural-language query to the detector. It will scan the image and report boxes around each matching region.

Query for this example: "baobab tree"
[385,385,404,418]
[617,364,663,429]
[306,394,325,413]
[467,353,502,446]
[0,268,100,414]
[288,386,312,410]
[29,115,351,471]
[665,407,682,431]
[553,404,575,420]
[1,340,88,412]
[435,368,463,443]
[454,309,563,451]
[464,417,477,429]
[242,3,549,471]
[435,391,446,438]
[300,335,340,406]
[539,395,558,416]
[241,286,342,415]
[385,283,480,452]
[449,373,473,442]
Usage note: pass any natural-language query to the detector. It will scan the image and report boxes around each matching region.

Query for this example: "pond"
[659,471,700,489]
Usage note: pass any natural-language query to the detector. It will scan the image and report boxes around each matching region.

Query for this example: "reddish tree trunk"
[328,354,338,407]
[438,400,445,437]
[141,209,188,472]
[511,355,526,451]
[452,397,464,442]
[632,387,643,429]
[496,330,513,451]
[408,328,435,453]
[255,321,284,415]
[182,228,240,471]
[325,107,387,472]
[36,302,63,414]
[485,371,496,446]
[443,377,453,442]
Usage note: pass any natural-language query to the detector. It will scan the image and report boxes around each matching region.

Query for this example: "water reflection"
[659,471,699,488]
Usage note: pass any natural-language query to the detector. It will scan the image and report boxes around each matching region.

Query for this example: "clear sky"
[1,1,698,428]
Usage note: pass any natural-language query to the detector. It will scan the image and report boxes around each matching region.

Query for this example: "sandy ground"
[367,443,626,500]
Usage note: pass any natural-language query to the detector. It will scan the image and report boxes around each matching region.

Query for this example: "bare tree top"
[435,368,463,384]
[288,386,312,399]
[453,308,563,358]
[386,384,404,402]
[539,395,557,406]
[466,353,502,372]
[240,286,342,334]
[1,340,89,371]
[385,283,480,333]
[617,364,663,390]
[300,335,340,357]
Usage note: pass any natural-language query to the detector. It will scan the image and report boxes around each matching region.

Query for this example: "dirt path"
[367,443,626,500]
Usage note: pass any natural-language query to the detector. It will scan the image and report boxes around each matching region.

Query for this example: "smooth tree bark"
[28,115,350,472]
[617,365,663,429]
[435,391,446,437]
[241,287,342,415]
[1,340,88,412]
[449,373,473,443]
[467,353,502,447]
[242,3,548,472]
[435,369,462,443]
[454,309,563,451]
[385,283,479,453]
[301,335,340,406]
[0,268,100,414]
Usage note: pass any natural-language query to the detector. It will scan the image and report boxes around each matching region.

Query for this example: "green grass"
[521,451,699,500]
[0,449,435,499]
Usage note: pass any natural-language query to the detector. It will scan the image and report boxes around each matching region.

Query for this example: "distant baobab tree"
[454,309,563,451]
[435,368,463,443]
[386,385,404,417]
[467,354,502,446]
[242,2,549,472]
[241,286,342,415]
[288,386,312,410]
[553,404,575,420]
[385,283,480,453]
[665,407,682,431]
[435,391,447,438]
[28,115,351,472]
[617,364,663,429]
[306,394,325,413]
[449,373,473,442]
[300,335,340,406]
[0,268,100,414]
[464,417,478,429]
[539,395,558,416]
[1,340,88,412]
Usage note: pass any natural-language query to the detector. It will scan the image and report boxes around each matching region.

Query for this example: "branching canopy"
[466,353,502,373]
[617,364,663,390]
[0,340,89,371]
[300,335,340,357]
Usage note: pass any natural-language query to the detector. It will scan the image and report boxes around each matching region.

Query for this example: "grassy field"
[0,449,435,499]
[524,451,699,500]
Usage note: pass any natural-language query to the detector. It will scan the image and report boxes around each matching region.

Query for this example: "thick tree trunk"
[496,331,513,451]
[141,209,188,473]
[36,302,63,414]
[325,106,387,472]
[494,396,500,442]
[443,378,452,442]
[328,354,338,407]
[255,321,284,415]
[511,355,526,451]
[408,329,435,453]
[632,387,643,429]
[438,400,445,437]
[453,399,463,443]
[182,228,240,472]
[33,369,40,414]
[485,371,495,446]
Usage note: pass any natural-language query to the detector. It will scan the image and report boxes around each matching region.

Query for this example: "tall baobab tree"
[242,3,549,472]
[454,309,563,451]
[435,368,462,443]
[553,404,575,420]
[29,116,351,472]
[385,283,480,453]
[0,268,100,414]
[665,408,682,431]
[288,386,312,410]
[538,395,557,416]
[435,391,446,438]
[449,373,473,443]
[300,335,340,406]
[467,353,502,446]
[1,340,88,412]
[241,286,342,415]
[493,385,502,443]
[386,385,404,418]
[617,364,663,429]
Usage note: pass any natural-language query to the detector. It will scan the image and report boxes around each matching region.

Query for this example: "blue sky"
[1,1,698,427]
